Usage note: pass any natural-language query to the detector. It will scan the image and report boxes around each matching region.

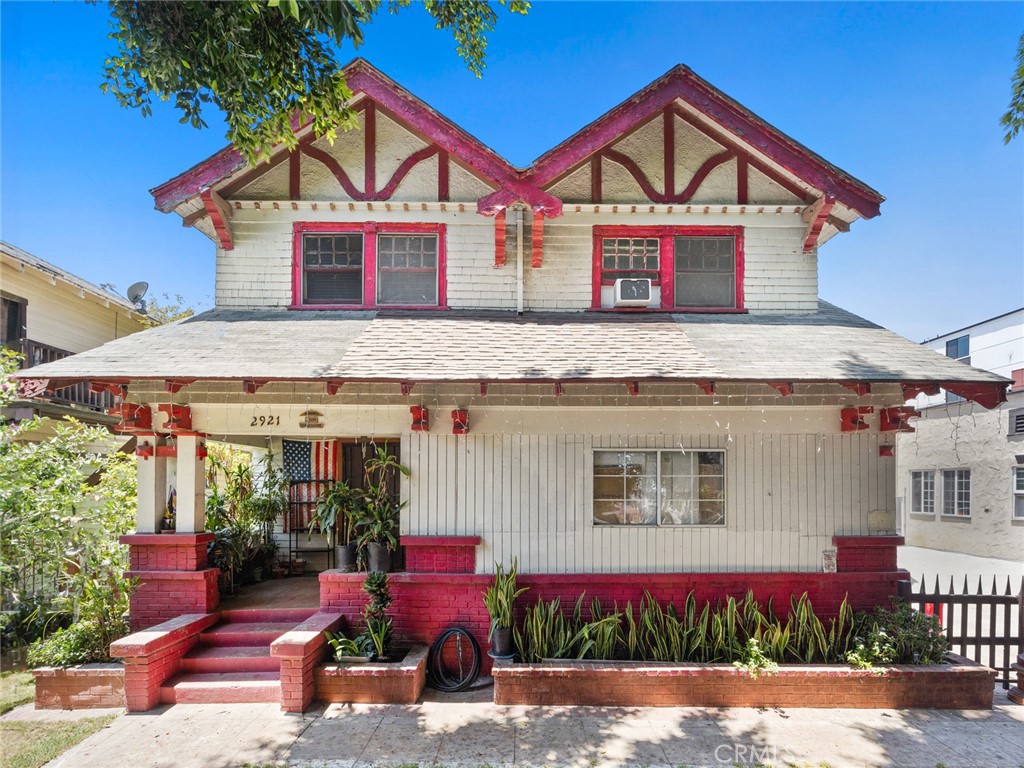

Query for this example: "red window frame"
[591,225,745,312]
[291,221,447,309]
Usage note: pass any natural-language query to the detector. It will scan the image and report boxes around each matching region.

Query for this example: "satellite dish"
[126,281,149,304]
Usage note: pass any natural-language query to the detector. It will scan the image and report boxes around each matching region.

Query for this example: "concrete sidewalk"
[6,685,1022,768]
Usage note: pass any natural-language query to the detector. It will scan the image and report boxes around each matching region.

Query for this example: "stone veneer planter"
[492,654,995,709]
[33,663,126,710]
[315,644,428,704]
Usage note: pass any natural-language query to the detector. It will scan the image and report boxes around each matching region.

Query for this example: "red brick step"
[179,645,279,674]
[159,672,281,704]
[200,621,298,647]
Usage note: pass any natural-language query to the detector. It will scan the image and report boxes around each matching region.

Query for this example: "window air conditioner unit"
[613,278,652,307]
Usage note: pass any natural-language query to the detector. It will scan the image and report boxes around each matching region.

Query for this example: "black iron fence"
[900,576,1024,688]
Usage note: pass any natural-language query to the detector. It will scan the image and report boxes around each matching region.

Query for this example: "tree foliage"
[0,353,136,653]
[102,0,529,164]
[1002,31,1024,143]
[142,293,197,327]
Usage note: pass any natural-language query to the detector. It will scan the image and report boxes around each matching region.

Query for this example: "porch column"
[174,433,206,533]
[135,433,167,534]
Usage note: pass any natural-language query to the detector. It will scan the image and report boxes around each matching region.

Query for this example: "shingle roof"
[1,241,137,311]
[16,302,1007,386]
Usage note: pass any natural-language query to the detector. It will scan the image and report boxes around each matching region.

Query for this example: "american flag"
[282,440,338,482]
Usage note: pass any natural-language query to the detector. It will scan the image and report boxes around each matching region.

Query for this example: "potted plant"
[483,558,528,658]
[309,481,365,573]
[356,447,409,573]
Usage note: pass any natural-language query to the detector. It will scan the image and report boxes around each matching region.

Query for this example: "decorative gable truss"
[153,61,882,260]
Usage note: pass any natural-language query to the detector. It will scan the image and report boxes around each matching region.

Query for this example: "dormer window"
[592,226,743,311]
[292,222,447,309]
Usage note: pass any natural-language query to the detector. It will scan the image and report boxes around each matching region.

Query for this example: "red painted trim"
[400,535,481,547]
[695,381,716,396]
[164,379,194,394]
[901,382,940,400]
[325,381,344,395]
[768,382,794,397]
[451,408,469,434]
[841,406,873,432]
[494,210,506,267]
[627,381,640,396]
[531,211,544,268]
[242,380,267,395]
[663,108,674,198]
[603,149,664,202]
[943,382,1008,410]
[736,157,748,205]
[840,382,871,396]
[592,225,743,311]
[673,108,812,203]
[677,150,735,202]
[289,151,301,200]
[377,146,440,199]
[591,155,602,202]
[299,144,363,199]
[479,382,488,397]
[364,102,376,197]
[400,382,414,396]
[437,150,449,202]
[292,221,446,309]
[802,195,836,253]
[527,65,882,217]
[200,190,234,251]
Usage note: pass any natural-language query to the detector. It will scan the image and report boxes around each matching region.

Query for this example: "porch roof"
[15,302,1008,396]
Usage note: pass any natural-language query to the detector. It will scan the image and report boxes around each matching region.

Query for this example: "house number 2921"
[250,415,281,427]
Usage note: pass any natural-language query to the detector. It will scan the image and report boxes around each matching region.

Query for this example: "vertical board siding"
[406,431,891,574]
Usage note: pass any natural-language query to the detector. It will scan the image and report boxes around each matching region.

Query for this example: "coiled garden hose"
[426,626,481,692]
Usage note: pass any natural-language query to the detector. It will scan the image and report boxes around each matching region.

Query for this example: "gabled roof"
[152,61,881,221]
[1,241,136,311]
[524,65,885,219]
[150,59,559,216]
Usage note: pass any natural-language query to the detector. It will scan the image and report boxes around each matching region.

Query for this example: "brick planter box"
[33,663,125,710]
[493,653,995,709]
[315,644,428,704]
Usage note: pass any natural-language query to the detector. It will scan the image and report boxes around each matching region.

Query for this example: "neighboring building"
[2,241,148,423]
[15,61,1009,656]
[898,309,1024,562]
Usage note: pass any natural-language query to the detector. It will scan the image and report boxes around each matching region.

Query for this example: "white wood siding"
[216,207,816,312]
[2,262,145,352]
[399,411,893,574]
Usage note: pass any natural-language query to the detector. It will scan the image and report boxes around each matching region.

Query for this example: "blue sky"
[1,1,1021,341]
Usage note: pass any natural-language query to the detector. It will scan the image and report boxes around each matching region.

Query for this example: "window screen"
[303,234,364,304]
[376,235,438,306]
[674,236,736,308]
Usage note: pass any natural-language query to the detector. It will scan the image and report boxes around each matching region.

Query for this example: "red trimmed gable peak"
[152,60,881,225]
[525,64,884,220]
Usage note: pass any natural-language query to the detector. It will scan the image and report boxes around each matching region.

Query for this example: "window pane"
[601,237,660,281]
[376,235,438,306]
[302,234,364,304]
[1015,467,1024,492]
[658,450,725,526]
[593,451,657,525]
[674,236,736,308]
[911,472,922,512]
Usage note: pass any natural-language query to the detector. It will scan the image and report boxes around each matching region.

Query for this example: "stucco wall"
[896,392,1024,561]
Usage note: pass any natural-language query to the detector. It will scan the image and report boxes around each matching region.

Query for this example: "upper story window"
[293,222,446,309]
[592,226,743,311]
[1,293,27,348]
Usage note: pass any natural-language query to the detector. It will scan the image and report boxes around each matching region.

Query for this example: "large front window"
[293,222,445,308]
[593,449,725,526]
[592,226,742,310]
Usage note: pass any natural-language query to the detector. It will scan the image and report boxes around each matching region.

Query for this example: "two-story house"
[16,61,1009,651]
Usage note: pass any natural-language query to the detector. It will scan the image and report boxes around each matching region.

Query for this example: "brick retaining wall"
[33,664,125,710]
[493,654,995,709]
[315,645,428,704]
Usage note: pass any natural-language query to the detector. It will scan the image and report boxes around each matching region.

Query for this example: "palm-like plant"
[483,559,528,640]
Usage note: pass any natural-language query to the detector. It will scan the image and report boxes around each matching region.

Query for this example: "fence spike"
[976,575,983,595]
[932,575,941,595]
[962,574,970,595]
[1005,577,1013,596]
[990,575,998,595]
[948,575,956,595]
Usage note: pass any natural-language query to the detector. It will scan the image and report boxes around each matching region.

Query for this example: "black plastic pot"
[367,542,391,573]
[491,626,514,658]
[336,543,358,573]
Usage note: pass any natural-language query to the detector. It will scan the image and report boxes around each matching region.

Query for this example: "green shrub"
[847,599,947,669]
[27,620,111,667]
